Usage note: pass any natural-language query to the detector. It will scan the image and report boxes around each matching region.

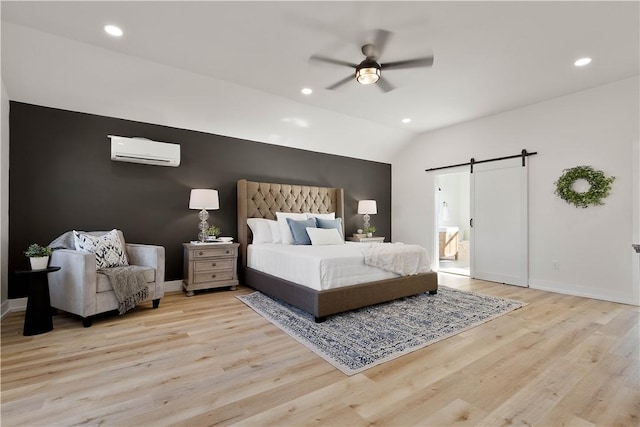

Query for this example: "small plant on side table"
[363,226,376,237]
[24,244,53,270]
[206,225,221,238]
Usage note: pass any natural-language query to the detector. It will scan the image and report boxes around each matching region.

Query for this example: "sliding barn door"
[470,158,528,287]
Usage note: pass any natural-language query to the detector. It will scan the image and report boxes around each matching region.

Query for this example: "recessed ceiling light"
[574,57,592,67]
[104,25,123,37]
[301,88,313,95]
[402,118,411,123]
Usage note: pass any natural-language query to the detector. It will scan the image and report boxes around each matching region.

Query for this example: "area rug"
[237,286,526,375]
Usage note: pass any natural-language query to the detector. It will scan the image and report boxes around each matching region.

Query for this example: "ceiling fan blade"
[381,56,434,70]
[372,29,392,57]
[310,54,358,69]
[377,76,395,93]
[326,74,354,90]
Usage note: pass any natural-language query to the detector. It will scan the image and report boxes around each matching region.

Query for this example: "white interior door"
[470,158,528,287]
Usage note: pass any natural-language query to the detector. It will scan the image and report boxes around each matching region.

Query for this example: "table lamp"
[189,189,219,242]
[357,200,377,230]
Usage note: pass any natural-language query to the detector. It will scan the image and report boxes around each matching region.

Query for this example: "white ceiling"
[2,1,638,162]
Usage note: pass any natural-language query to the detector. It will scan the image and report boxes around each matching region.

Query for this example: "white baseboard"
[0,297,27,317]
[1,299,11,319]
[529,279,639,306]
[164,279,183,293]
[0,280,185,319]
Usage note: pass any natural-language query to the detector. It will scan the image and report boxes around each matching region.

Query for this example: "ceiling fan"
[309,29,434,93]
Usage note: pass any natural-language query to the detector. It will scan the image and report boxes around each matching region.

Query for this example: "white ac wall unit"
[109,135,180,167]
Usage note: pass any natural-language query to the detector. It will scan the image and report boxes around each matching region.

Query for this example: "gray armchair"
[48,232,165,327]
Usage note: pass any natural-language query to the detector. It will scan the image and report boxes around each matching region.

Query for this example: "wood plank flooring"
[1,274,638,426]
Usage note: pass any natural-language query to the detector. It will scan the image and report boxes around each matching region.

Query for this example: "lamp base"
[362,213,371,230]
[198,209,209,243]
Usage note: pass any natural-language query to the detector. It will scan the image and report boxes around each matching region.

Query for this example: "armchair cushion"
[73,229,129,268]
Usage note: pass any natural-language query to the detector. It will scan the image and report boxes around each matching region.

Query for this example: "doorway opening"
[436,172,470,276]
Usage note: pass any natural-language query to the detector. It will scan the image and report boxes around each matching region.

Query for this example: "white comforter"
[248,242,431,291]
[362,242,430,276]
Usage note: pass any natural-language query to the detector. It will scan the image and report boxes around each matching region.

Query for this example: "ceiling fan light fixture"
[356,67,381,85]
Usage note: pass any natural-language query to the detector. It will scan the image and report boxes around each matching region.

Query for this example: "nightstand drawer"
[194,259,234,272]
[193,247,236,258]
[194,270,234,284]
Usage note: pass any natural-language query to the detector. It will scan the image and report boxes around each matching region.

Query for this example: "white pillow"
[305,212,335,220]
[247,218,274,244]
[268,220,282,244]
[73,229,129,268]
[306,227,345,246]
[276,212,308,245]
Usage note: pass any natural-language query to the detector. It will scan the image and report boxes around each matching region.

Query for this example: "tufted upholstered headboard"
[237,179,345,268]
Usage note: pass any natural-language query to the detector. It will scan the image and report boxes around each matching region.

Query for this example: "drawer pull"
[212,262,216,267]
[226,250,230,254]
[198,251,203,256]
[211,274,216,279]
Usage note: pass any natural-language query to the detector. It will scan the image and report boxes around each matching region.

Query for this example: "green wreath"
[554,165,615,208]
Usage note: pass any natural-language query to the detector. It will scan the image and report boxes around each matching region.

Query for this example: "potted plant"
[24,243,53,270]
[363,226,376,238]
[206,225,221,240]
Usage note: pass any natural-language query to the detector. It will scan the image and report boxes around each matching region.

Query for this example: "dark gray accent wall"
[8,102,391,298]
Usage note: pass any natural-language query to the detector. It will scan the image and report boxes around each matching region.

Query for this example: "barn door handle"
[470,218,474,228]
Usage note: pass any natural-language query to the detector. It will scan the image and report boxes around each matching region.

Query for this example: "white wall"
[393,77,640,306]
[1,80,9,316]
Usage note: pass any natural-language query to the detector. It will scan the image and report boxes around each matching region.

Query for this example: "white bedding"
[248,242,400,291]
[363,243,430,276]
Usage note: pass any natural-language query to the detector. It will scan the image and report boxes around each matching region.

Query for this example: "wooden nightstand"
[182,242,239,296]
[347,236,385,243]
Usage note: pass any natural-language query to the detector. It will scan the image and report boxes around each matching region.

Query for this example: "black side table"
[15,266,60,336]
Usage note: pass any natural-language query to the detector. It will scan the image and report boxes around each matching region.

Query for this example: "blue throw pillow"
[286,217,317,245]
[316,217,343,235]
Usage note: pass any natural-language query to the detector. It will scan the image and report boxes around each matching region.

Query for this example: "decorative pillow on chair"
[73,229,129,269]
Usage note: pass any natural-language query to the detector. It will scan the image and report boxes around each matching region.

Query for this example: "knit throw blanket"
[99,266,149,315]
[362,242,430,276]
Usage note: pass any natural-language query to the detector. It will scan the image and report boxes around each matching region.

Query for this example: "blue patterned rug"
[237,286,526,375]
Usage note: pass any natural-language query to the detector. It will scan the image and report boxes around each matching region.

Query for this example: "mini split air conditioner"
[109,135,181,167]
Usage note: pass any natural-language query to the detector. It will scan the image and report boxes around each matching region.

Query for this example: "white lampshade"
[189,189,219,210]
[357,200,377,215]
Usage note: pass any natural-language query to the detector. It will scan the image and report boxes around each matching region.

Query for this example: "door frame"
[434,167,469,274]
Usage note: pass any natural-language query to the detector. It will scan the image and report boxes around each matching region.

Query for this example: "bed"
[237,179,438,322]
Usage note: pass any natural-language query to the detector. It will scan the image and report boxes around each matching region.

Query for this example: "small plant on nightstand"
[24,243,53,270]
[363,226,376,237]
[206,225,221,238]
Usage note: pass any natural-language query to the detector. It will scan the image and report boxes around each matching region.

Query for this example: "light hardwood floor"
[1,274,638,426]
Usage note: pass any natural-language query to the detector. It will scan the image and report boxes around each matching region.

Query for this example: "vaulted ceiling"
[2,1,638,162]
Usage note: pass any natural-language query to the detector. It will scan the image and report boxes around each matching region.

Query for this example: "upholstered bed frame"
[237,179,438,322]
